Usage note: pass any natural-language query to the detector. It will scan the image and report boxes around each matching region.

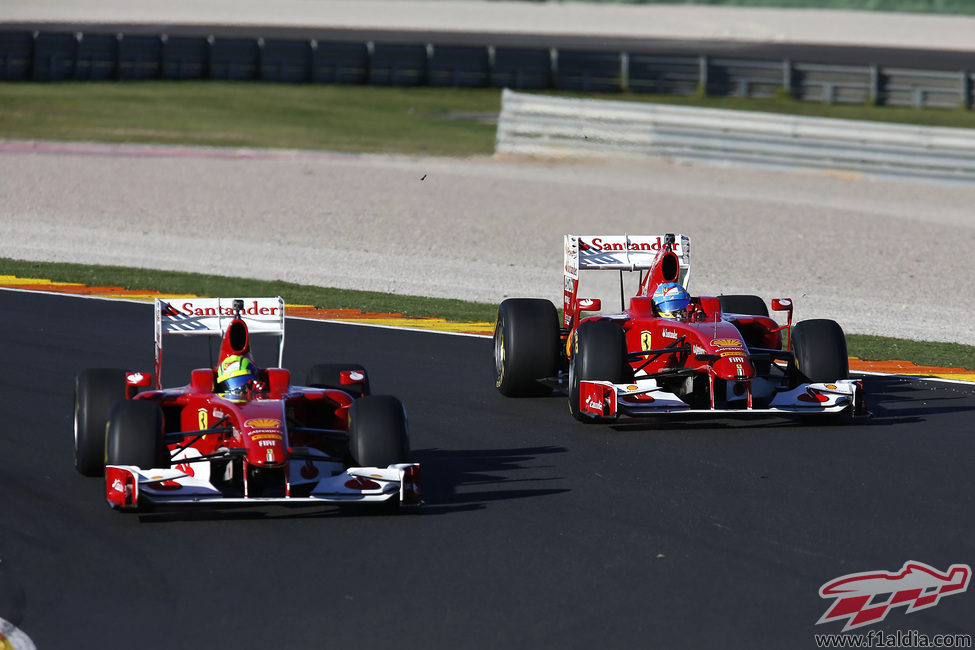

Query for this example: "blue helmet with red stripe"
[652,282,690,319]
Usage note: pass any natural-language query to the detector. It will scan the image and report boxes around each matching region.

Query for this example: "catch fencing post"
[698,55,709,95]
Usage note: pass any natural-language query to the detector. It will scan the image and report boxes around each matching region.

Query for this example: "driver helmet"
[652,282,690,320]
[216,354,258,398]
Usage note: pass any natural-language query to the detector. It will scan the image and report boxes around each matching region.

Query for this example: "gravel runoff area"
[0,143,972,345]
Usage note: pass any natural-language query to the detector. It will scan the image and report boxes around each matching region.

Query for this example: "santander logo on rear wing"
[154,297,286,388]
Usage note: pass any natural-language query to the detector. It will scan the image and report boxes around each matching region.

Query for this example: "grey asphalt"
[1,290,973,649]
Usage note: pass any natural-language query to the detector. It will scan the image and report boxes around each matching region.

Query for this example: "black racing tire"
[719,294,769,317]
[306,363,370,398]
[569,319,631,422]
[791,319,849,384]
[74,368,129,477]
[348,395,410,467]
[493,298,560,397]
[105,400,165,470]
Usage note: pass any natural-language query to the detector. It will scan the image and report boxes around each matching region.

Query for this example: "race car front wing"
[105,461,422,511]
[577,377,867,420]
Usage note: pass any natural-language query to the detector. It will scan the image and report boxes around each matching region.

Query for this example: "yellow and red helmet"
[216,355,257,396]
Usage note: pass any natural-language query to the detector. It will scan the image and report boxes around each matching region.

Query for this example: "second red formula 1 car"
[493,234,866,423]
[73,297,421,511]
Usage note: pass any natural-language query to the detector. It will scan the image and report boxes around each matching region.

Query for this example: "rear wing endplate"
[153,297,285,389]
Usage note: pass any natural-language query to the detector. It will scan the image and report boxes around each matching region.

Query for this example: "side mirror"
[770,298,794,350]
[340,369,367,386]
[577,298,601,312]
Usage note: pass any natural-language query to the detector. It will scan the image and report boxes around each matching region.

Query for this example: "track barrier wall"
[496,89,975,182]
[1,29,973,110]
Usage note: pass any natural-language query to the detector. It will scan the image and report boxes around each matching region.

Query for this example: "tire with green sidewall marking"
[494,298,560,397]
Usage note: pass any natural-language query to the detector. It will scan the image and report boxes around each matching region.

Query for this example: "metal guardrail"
[496,89,975,184]
[0,29,973,111]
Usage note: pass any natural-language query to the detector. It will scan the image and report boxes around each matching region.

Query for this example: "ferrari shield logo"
[641,331,652,351]
[198,408,208,429]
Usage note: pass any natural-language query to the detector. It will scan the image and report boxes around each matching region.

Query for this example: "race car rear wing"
[153,297,285,389]
[563,234,690,327]
[565,234,690,277]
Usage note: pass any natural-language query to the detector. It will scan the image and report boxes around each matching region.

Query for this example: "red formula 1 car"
[73,297,421,511]
[493,234,866,422]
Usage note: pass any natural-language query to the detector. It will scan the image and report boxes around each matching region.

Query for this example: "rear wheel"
[719,294,769,317]
[569,320,631,422]
[494,299,560,397]
[348,395,409,467]
[306,363,370,398]
[791,319,849,384]
[105,400,165,469]
[74,368,129,477]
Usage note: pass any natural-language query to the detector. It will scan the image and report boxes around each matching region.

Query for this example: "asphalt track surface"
[2,289,973,649]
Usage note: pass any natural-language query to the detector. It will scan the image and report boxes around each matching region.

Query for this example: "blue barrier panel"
[33,32,78,81]
[311,41,368,84]
[555,50,621,92]
[210,38,259,80]
[119,35,162,80]
[628,54,700,95]
[491,47,551,89]
[0,32,34,80]
[707,58,781,98]
[260,39,311,83]
[75,33,117,80]
[429,45,489,87]
[161,36,207,79]
[370,43,427,86]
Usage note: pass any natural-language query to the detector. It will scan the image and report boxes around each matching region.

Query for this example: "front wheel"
[105,400,165,469]
[348,395,409,467]
[791,319,849,384]
[569,320,631,422]
[74,368,129,477]
[494,298,560,397]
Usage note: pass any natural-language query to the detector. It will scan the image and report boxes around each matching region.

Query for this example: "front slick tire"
[791,319,849,384]
[105,400,165,470]
[569,319,631,423]
[348,395,409,468]
[494,298,560,397]
[74,368,129,477]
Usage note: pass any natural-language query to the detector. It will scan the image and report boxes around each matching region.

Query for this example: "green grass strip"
[3,257,973,370]
[0,83,500,156]
[0,257,496,323]
[5,83,975,157]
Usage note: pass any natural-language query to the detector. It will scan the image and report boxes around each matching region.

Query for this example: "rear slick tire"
[719,294,769,317]
[494,298,560,397]
[307,363,370,398]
